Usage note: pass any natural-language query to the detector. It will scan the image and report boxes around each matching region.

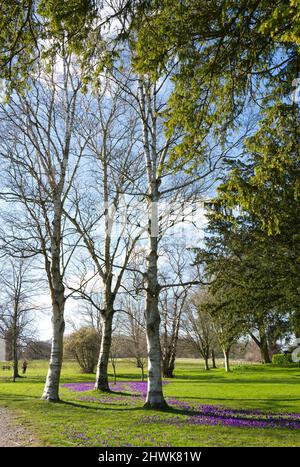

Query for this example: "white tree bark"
[137,78,168,409]
[42,202,66,401]
[144,234,167,408]
[223,347,230,373]
[106,68,216,409]
[42,301,65,401]
[65,84,143,393]
[95,308,113,391]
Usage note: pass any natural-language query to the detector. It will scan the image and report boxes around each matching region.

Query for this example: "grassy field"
[0,359,300,447]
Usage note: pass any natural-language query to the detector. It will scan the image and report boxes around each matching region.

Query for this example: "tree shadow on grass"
[166,397,300,414]
[0,393,39,402]
[92,389,144,397]
[59,400,300,423]
[0,376,46,384]
[139,404,300,429]
[106,390,143,397]
[170,376,300,384]
[58,399,146,412]
[176,395,300,401]
[62,386,146,398]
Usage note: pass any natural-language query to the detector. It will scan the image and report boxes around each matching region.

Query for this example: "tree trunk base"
[163,370,174,378]
[41,395,60,402]
[144,400,169,410]
[94,383,111,392]
[12,374,22,380]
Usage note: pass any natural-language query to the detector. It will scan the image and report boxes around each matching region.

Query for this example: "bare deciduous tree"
[184,291,217,370]
[120,70,220,407]
[64,77,144,391]
[159,242,195,378]
[0,258,39,381]
[120,296,147,381]
[0,51,90,400]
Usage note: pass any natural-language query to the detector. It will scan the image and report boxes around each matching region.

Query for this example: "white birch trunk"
[95,310,113,391]
[42,300,65,401]
[144,235,167,409]
[42,201,66,401]
[94,155,115,391]
[223,347,230,372]
[138,78,167,409]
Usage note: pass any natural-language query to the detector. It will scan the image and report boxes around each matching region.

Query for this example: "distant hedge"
[272,353,292,365]
[64,327,101,373]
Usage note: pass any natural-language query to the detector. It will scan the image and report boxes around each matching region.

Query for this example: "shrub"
[64,327,101,373]
[272,353,292,365]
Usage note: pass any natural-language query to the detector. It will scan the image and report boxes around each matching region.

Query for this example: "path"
[0,406,38,447]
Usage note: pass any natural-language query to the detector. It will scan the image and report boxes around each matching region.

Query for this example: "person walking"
[22,360,27,375]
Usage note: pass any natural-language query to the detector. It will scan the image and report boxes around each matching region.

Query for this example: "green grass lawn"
[0,359,300,447]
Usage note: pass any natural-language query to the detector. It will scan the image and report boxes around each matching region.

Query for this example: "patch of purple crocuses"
[61,380,300,430]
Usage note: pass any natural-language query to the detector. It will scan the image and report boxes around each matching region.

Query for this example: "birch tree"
[110,66,230,407]
[0,51,90,401]
[65,77,144,391]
